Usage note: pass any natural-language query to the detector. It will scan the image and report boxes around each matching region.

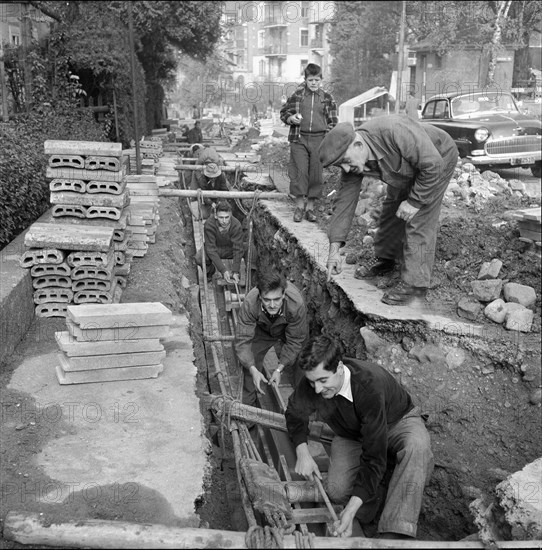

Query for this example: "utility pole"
[127,1,141,174]
[395,0,406,114]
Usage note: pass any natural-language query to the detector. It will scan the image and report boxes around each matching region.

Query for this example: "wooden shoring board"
[193,219,235,398]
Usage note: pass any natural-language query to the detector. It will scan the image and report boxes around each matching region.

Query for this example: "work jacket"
[328,115,458,246]
[235,282,308,370]
[280,85,337,143]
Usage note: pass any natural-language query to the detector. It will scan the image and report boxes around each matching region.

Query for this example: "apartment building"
[221,1,335,110]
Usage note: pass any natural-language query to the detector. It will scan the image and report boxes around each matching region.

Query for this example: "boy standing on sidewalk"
[280,64,337,223]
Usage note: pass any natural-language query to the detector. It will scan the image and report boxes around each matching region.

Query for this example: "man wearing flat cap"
[319,116,458,305]
[190,146,230,220]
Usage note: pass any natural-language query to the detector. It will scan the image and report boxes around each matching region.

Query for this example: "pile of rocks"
[457,258,536,332]
[444,162,539,209]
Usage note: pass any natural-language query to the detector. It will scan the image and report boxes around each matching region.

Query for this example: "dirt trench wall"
[250,205,542,541]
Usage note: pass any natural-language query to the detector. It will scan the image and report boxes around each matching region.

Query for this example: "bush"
[0,107,107,249]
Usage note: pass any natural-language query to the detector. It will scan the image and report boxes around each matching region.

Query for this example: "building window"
[300,60,308,75]
[259,60,266,77]
[301,7,309,18]
[257,30,265,50]
[300,29,308,47]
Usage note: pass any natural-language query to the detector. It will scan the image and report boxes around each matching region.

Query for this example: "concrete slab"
[58,349,166,370]
[56,363,164,383]
[24,223,114,252]
[50,191,129,209]
[44,140,123,157]
[55,331,163,356]
[6,313,207,523]
[46,167,125,182]
[67,302,173,328]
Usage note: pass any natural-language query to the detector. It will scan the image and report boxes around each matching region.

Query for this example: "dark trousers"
[374,162,455,288]
[288,134,324,199]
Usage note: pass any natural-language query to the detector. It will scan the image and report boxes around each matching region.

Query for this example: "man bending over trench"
[285,334,434,539]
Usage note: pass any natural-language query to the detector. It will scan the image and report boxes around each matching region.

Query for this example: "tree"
[407,1,541,86]
[111,1,223,131]
[328,1,401,104]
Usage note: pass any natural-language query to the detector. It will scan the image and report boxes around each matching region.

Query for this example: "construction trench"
[1,134,541,548]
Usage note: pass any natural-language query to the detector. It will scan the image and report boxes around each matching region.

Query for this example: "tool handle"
[313,476,339,522]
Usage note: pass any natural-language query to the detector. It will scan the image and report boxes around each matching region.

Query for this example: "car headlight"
[474,128,489,142]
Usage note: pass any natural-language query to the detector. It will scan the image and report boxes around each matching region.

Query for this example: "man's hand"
[250,366,267,395]
[294,443,322,480]
[331,496,363,538]
[326,242,343,282]
[288,113,302,126]
[223,270,234,283]
[232,272,240,284]
[396,200,420,223]
[268,364,284,386]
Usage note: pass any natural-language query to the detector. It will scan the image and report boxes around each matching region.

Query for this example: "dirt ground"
[1,137,541,545]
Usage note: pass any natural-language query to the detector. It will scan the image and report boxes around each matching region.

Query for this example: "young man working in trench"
[235,270,308,407]
[285,335,434,539]
[319,118,458,306]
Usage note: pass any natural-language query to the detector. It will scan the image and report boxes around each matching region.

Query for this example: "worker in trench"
[234,269,308,408]
[194,200,250,283]
[320,118,458,306]
[285,334,434,540]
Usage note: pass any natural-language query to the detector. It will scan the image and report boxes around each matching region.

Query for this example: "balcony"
[260,45,287,57]
[310,38,324,50]
[263,18,287,28]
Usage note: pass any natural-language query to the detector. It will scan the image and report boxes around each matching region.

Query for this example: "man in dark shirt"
[195,201,245,283]
[319,117,458,305]
[285,335,434,539]
[235,270,308,407]
[187,121,203,144]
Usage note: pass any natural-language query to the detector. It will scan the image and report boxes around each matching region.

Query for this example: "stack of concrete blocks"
[45,140,129,223]
[140,139,163,175]
[20,223,118,318]
[124,175,160,258]
[43,140,133,300]
[54,302,172,384]
[512,207,541,245]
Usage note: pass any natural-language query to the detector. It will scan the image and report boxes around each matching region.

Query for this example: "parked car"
[421,90,541,177]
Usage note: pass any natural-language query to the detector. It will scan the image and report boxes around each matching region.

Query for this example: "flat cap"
[318,122,356,168]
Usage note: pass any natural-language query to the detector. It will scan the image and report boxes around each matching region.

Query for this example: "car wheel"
[531,163,541,178]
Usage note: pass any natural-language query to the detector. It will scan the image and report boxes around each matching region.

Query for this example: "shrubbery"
[0,107,107,249]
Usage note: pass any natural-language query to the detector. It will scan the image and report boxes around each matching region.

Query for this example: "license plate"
[511,156,535,165]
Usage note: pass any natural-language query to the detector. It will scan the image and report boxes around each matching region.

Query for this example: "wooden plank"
[24,223,114,252]
[290,506,341,524]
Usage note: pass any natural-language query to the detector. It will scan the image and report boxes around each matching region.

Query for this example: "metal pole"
[159,189,288,199]
[112,86,120,143]
[395,0,406,114]
[20,1,33,112]
[127,1,141,174]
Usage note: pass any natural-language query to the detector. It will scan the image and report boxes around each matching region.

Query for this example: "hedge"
[0,107,107,249]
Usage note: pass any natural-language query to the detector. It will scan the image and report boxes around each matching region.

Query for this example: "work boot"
[293,207,304,222]
[381,281,427,306]
[305,209,317,222]
[354,257,395,279]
